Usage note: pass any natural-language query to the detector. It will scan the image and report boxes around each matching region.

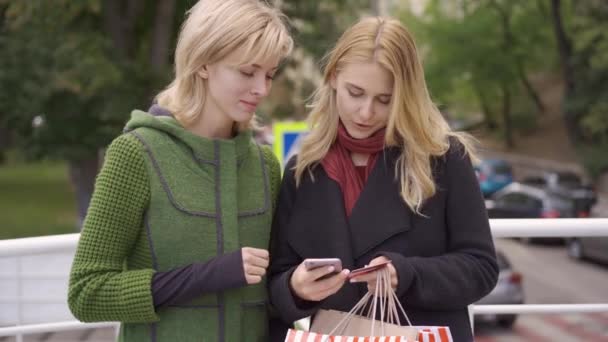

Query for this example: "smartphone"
[303,258,343,272]
[347,260,391,279]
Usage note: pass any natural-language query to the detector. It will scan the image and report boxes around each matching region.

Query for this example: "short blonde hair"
[156,0,293,127]
[295,17,477,213]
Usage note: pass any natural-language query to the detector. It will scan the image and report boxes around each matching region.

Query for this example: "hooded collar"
[124,105,253,162]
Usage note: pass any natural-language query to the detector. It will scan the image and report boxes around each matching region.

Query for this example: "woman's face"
[331,61,393,139]
[202,49,279,125]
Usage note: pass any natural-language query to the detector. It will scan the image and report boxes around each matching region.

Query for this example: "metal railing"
[1,218,607,340]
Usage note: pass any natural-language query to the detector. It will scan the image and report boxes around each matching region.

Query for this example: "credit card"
[348,260,391,279]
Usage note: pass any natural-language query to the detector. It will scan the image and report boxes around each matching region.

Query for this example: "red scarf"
[321,122,386,217]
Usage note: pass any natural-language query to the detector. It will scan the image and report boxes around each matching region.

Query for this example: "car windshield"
[523,177,546,186]
[546,196,574,211]
[557,173,582,189]
[493,164,512,175]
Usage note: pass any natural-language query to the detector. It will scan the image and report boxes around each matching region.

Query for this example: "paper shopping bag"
[284,326,453,342]
[416,326,454,342]
[285,328,412,342]
[286,268,453,342]
[311,309,419,339]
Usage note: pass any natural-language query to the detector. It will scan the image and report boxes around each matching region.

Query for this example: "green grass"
[0,161,77,239]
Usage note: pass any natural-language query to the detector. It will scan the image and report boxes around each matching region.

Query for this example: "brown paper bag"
[311,309,419,339]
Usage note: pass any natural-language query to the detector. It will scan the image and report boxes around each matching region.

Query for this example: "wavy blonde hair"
[295,17,477,213]
[155,0,293,129]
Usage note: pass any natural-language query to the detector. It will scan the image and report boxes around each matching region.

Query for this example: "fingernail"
[328,266,335,272]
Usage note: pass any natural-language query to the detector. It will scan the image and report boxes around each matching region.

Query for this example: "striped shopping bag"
[416,327,453,342]
[285,329,412,342]
[284,327,453,342]
[285,269,453,342]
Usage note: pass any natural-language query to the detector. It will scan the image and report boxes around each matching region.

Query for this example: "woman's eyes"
[240,70,275,80]
[347,89,363,97]
[347,89,391,104]
[378,97,391,105]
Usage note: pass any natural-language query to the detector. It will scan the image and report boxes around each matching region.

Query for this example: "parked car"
[521,171,597,217]
[474,159,514,197]
[486,182,577,243]
[476,250,524,328]
[567,236,608,264]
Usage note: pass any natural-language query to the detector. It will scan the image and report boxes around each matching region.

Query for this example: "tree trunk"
[103,0,127,57]
[0,126,8,165]
[473,83,497,130]
[501,85,514,148]
[550,0,580,142]
[550,0,574,91]
[489,0,515,147]
[103,0,143,59]
[150,0,177,72]
[125,0,144,59]
[516,60,545,114]
[68,154,101,230]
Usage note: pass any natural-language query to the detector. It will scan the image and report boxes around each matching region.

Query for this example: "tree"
[0,0,181,226]
[280,0,367,61]
[400,0,555,148]
[550,0,608,177]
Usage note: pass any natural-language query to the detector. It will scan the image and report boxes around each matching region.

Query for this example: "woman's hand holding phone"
[290,258,350,301]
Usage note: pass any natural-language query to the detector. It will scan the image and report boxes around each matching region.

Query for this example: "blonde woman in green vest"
[67,1,293,341]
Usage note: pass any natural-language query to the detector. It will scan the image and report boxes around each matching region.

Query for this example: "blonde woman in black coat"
[268,17,498,342]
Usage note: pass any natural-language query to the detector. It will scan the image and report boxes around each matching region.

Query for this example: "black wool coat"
[268,141,499,342]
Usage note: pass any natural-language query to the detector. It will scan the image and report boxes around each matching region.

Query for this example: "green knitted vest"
[121,126,273,342]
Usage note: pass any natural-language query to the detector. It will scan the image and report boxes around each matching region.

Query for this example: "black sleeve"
[268,158,321,325]
[377,141,499,310]
[152,249,246,309]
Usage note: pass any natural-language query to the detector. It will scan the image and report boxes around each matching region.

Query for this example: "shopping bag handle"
[324,268,412,338]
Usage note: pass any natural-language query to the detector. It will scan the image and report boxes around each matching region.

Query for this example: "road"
[475,238,608,341]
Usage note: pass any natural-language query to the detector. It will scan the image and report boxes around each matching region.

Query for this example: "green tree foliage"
[403,0,607,177]
[402,0,555,147]
[0,0,181,225]
[280,0,367,61]
[0,0,178,161]
[550,0,608,177]
[568,1,608,144]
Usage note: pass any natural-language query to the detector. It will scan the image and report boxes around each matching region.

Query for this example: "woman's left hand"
[349,256,398,292]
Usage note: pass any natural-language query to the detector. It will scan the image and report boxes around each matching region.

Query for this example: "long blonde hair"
[295,17,477,213]
[155,0,293,129]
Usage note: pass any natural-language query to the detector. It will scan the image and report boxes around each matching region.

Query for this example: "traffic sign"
[272,121,309,168]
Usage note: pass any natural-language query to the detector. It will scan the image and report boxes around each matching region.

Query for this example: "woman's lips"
[354,122,372,129]
[240,100,258,112]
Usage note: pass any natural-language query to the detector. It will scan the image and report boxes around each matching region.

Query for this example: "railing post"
[469,304,475,333]
[16,256,23,342]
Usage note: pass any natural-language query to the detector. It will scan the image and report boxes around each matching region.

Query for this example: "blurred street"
[475,238,608,341]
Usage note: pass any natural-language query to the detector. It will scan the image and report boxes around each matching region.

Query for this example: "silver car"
[475,250,525,328]
[567,236,608,264]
